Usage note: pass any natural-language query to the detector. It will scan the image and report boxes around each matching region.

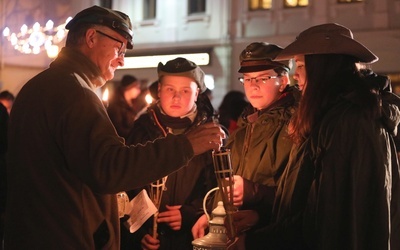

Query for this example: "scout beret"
[239,42,290,73]
[157,57,206,93]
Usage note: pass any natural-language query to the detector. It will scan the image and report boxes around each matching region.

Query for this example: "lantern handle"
[203,187,219,221]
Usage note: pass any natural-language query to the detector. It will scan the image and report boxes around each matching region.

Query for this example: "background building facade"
[1,0,399,108]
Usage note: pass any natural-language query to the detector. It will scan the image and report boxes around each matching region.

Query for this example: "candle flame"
[102,88,109,102]
[145,93,153,105]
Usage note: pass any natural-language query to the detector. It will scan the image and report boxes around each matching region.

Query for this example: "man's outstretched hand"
[186,122,226,155]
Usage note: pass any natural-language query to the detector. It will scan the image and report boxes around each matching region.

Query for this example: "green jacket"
[226,86,300,213]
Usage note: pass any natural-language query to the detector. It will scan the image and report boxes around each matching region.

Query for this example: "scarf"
[154,103,197,130]
[50,47,105,89]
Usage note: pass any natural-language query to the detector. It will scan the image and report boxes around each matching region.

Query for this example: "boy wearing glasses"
[192,42,300,245]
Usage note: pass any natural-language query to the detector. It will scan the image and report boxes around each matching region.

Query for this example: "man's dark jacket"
[4,48,194,250]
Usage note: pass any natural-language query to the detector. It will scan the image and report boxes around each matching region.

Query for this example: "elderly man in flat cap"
[4,6,224,249]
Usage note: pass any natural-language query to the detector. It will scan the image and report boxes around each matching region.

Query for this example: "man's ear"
[85,29,97,49]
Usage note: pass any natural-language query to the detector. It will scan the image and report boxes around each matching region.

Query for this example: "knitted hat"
[157,57,206,93]
[276,23,378,63]
[238,42,290,73]
[66,5,133,49]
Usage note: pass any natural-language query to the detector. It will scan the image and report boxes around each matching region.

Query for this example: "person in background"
[148,80,159,102]
[192,42,300,246]
[239,23,400,250]
[218,90,249,134]
[203,88,213,103]
[0,91,12,247]
[121,57,218,250]
[107,74,142,139]
[4,6,225,250]
[133,80,152,117]
[0,90,15,115]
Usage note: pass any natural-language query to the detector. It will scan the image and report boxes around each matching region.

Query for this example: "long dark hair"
[289,54,379,145]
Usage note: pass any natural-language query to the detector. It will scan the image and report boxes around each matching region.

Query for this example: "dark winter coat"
[245,79,400,250]
[122,100,217,250]
[0,103,8,242]
[4,47,194,250]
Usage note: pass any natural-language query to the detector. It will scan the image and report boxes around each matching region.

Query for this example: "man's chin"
[104,72,114,81]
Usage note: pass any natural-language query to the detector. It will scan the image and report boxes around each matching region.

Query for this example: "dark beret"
[157,57,206,93]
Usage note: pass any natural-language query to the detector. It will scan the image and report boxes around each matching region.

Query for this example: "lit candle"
[102,88,109,108]
[145,93,153,105]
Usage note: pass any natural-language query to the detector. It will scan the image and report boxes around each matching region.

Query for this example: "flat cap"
[66,5,133,49]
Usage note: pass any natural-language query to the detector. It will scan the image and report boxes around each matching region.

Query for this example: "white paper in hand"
[124,189,157,233]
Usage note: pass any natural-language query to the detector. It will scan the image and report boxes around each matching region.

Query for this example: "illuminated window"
[143,0,156,20]
[249,0,272,11]
[284,0,309,8]
[337,0,363,3]
[189,0,206,14]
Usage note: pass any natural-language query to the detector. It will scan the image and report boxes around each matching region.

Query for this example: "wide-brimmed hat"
[238,42,290,73]
[66,5,133,49]
[276,23,378,63]
[157,57,206,93]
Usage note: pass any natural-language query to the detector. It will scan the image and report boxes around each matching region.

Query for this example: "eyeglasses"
[95,30,126,57]
[238,76,279,84]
